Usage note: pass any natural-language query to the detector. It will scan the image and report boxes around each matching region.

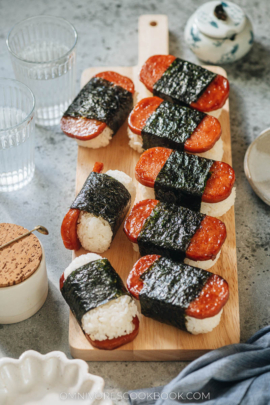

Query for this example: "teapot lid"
[194,1,246,39]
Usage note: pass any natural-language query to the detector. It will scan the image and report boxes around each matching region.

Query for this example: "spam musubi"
[124,200,226,269]
[60,253,139,350]
[139,55,229,112]
[128,97,223,160]
[127,255,229,335]
[61,162,135,253]
[135,147,236,216]
[61,71,134,148]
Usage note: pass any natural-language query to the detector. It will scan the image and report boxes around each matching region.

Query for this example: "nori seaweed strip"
[141,101,205,151]
[154,151,214,211]
[71,172,131,236]
[63,77,133,135]
[139,257,211,331]
[61,259,129,325]
[153,58,217,105]
[138,202,205,262]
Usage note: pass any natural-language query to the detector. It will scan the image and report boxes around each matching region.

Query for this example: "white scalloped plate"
[244,128,270,205]
[0,351,112,405]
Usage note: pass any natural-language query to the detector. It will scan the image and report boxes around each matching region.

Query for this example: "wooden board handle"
[138,15,169,67]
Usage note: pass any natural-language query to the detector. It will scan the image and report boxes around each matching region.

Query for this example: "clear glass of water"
[6,16,77,126]
[0,78,35,192]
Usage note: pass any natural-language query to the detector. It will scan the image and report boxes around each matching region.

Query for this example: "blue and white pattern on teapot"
[185,1,254,64]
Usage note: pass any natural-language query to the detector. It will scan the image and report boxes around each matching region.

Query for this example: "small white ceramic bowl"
[0,351,112,405]
[0,244,48,324]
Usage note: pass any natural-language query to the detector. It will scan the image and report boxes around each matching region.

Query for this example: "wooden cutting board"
[69,15,240,361]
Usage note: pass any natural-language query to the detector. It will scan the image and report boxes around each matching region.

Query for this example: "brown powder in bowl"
[0,223,43,287]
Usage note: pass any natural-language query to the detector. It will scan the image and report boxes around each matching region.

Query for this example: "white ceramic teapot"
[184,1,253,64]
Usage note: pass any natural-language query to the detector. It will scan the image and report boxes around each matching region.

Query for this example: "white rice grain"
[82,295,138,341]
[201,187,236,217]
[137,183,155,201]
[77,212,113,253]
[76,126,113,149]
[127,127,144,153]
[184,250,221,270]
[185,309,223,335]
[195,137,224,161]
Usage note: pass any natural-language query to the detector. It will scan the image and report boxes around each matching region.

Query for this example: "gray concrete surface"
[0,0,270,402]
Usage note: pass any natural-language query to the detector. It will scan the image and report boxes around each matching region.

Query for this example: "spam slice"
[135,147,236,215]
[128,96,221,154]
[124,199,226,268]
[61,71,134,149]
[127,255,229,335]
[60,253,139,350]
[61,162,136,253]
[139,55,229,112]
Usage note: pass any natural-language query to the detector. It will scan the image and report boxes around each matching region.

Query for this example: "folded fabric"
[128,326,270,405]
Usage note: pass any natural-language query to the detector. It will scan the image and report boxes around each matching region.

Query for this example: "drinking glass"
[0,78,35,192]
[7,16,77,126]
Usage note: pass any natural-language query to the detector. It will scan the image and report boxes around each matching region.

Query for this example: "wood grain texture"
[68,15,239,361]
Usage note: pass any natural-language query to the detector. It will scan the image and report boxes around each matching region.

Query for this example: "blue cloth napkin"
[128,326,270,405]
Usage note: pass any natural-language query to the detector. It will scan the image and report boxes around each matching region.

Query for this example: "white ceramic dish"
[0,244,48,324]
[0,351,112,405]
[244,128,270,205]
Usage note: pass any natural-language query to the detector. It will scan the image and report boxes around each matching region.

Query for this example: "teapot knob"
[214,3,228,21]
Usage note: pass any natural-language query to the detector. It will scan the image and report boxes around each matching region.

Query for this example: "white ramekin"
[0,243,48,323]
